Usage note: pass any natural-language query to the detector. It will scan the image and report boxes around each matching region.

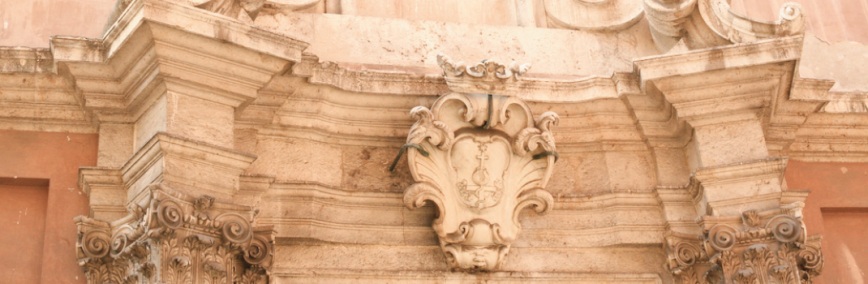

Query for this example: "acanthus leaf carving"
[436,54,531,95]
[402,85,558,271]
[665,204,824,283]
[75,185,274,284]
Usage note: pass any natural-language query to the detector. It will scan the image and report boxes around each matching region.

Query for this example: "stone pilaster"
[635,36,826,282]
[66,2,304,281]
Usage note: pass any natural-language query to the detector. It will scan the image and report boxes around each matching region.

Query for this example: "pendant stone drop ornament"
[402,55,558,272]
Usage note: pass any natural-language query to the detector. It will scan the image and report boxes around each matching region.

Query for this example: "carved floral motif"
[402,91,558,271]
[436,54,532,95]
[75,185,273,284]
[665,205,824,284]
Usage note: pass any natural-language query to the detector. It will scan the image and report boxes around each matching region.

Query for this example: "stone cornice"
[292,53,636,103]
[102,0,308,63]
[121,132,257,201]
[251,74,648,153]
[291,53,448,96]
[634,36,802,82]
[0,47,54,73]
[79,132,259,218]
[79,167,125,197]
[43,0,308,123]
[693,158,787,186]
[2,14,865,162]
[628,36,868,162]
[258,180,668,248]
[0,59,97,132]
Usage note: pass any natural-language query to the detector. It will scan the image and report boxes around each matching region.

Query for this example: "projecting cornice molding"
[46,0,308,123]
[79,132,258,219]
[0,1,865,162]
[631,36,868,161]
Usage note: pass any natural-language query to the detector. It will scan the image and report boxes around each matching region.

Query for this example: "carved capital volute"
[665,204,824,283]
[665,233,707,284]
[402,89,558,271]
[75,185,274,284]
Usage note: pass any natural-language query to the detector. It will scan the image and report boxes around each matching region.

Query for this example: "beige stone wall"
[1,0,866,283]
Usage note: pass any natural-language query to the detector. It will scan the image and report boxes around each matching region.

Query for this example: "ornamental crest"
[455,135,506,209]
[402,90,558,271]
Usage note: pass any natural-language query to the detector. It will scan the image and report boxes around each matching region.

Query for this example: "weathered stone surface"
[3,0,868,282]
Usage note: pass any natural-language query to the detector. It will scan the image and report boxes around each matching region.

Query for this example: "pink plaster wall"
[0,180,48,283]
[0,130,99,283]
[785,161,868,284]
[731,0,868,44]
[0,0,116,48]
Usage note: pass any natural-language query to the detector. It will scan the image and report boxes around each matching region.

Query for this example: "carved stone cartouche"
[402,87,558,271]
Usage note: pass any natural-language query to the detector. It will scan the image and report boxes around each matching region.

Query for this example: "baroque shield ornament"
[403,92,558,271]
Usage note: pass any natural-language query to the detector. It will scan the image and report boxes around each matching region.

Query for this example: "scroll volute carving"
[699,206,823,284]
[666,236,706,284]
[403,92,558,271]
[76,185,274,284]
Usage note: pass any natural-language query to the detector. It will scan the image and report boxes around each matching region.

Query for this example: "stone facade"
[2,0,867,283]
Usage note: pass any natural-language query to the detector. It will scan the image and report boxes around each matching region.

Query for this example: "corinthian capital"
[665,204,824,284]
[75,185,274,284]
